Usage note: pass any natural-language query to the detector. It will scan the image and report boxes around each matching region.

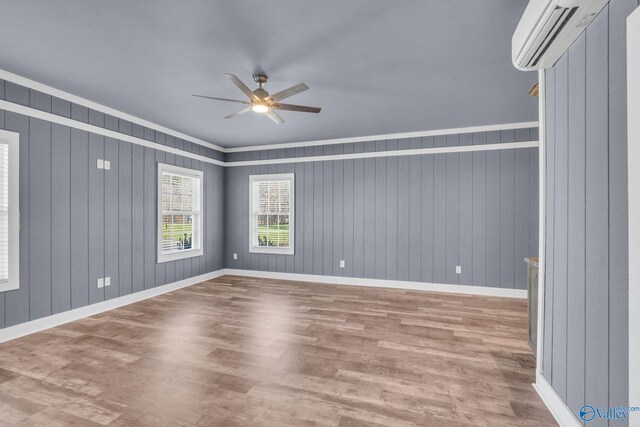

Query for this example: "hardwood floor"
[0,275,556,426]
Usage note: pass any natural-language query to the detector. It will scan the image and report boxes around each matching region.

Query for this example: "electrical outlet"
[97,278,104,288]
[105,276,111,287]
[97,159,104,169]
[456,265,462,274]
[233,253,238,260]
[340,260,345,268]
[104,160,111,170]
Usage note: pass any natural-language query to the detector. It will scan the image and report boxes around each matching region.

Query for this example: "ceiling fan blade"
[267,83,309,102]
[224,106,252,119]
[272,103,321,113]
[265,109,284,124]
[192,95,249,104]
[225,73,260,101]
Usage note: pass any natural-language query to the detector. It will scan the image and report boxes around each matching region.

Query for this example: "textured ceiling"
[0,0,536,148]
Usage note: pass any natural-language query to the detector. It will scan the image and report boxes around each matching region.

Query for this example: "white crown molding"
[224,269,527,298]
[533,374,582,427]
[1,98,538,167]
[225,121,539,153]
[225,140,539,167]
[0,269,226,344]
[0,68,226,153]
[0,100,225,167]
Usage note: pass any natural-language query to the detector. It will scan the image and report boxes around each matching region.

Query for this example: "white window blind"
[249,173,294,255]
[0,143,8,283]
[0,130,19,293]
[157,163,203,263]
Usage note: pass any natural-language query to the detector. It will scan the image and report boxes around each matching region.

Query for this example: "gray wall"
[224,129,539,290]
[542,0,635,424]
[0,80,225,329]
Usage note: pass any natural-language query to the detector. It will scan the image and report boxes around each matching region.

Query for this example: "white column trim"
[628,6,640,427]
[536,69,547,376]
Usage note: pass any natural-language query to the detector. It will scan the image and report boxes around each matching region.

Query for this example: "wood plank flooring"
[0,276,556,426]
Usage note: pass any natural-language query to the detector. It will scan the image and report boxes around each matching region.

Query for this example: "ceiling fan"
[193,73,321,124]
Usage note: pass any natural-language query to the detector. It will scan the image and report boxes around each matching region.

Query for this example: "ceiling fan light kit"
[193,73,321,124]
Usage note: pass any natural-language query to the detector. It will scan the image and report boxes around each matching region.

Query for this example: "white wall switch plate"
[104,160,110,170]
[233,253,238,260]
[97,278,104,288]
[97,159,104,169]
[105,277,111,287]
[340,260,345,268]
[456,265,462,274]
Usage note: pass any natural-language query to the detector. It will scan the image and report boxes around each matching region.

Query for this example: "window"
[0,130,19,293]
[249,173,294,255]
[157,163,203,263]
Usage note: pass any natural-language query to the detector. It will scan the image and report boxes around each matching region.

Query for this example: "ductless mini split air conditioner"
[512,0,609,70]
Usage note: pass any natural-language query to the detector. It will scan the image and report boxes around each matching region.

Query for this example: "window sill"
[157,248,203,263]
[249,246,294,255]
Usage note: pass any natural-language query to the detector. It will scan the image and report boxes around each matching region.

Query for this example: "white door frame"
[628,6,640,426]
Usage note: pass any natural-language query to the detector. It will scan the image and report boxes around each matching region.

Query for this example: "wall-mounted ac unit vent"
[512,0,609,71]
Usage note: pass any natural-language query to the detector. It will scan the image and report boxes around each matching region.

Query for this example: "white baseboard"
[0,269,226,344]
[223,269,527,298]
[533,373,582,427]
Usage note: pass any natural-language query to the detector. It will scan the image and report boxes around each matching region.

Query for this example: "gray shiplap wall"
[542,0,635,424]
[225,129,539,290]
[0,81,225,329]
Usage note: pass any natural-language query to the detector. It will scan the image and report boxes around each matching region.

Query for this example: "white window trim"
[0,130,19,292]
[249,173,295,255]
[156,163,204,263]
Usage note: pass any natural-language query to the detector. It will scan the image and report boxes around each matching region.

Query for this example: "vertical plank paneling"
[459,134,473,286]
[118,141,133,296]
[566,32,586,415]
[499,145,516,290]
[88,134,104,305]
[303,154,314,274]
[322,147,334,275]
[353,153,365,278]
[374,141,387,280]
[397,148,410,282]
[408,138,422,282]
[584,9,609,419]
[471,133,487,287]
[294,159,305,274]
[131,145,145,293]
[313,150,323,275]
[69,129,89,310]
[445,135,460,284]
[342,146,354,277]
[5,112,30,326]
[385,142,398,280]
[514,148,530,290]
[51,124,71,314]
[29,118,52,319]
[143,147,155,288]
[608,0,635,411]
[420,137,435,283]
[332,155,344,277]
[543,67,556,380]
[485,131,501,287]
[104,138,119,300]
[433,136,447,283]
